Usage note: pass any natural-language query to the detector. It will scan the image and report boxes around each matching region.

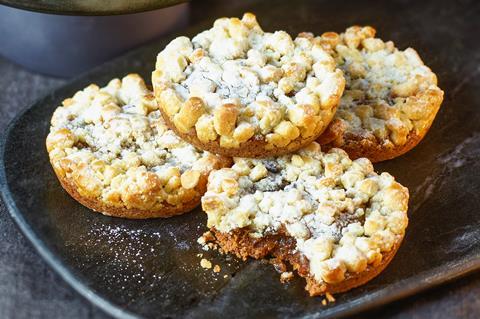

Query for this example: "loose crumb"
[198,231,217,251]
[325,292,336,303]
[207,242,218,250]
[213,265,221,273]
[271,258,287,273]
[203,231,215,241]
[280,271,294,283]
[200,258,212,269]
[322,299,327,306]
[197,231,214,244]
[223,274,228,278]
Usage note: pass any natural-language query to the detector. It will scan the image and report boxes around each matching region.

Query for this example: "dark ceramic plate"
[1,0,480,318]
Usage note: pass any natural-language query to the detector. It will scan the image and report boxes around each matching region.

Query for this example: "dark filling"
[253,174,289,193]
[263,160,282,173]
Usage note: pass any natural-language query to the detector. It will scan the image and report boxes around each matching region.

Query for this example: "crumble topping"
[202,142,409,284]
[311,26,443,147]
[47,74,226,211]
[152,13,345,149]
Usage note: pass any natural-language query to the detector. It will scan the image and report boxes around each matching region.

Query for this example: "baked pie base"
[153,13,344,158]
[319,121,426,162]
[47,74,231,219]
[159,106,329,158]
[201,143,409,295]
[55,170,203,219]
[313,26,443,162]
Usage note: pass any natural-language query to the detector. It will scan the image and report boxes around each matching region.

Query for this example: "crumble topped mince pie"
[46,74,230,218]
[311,26,444,162]
[201,142,409,295]
[152,13,345,158]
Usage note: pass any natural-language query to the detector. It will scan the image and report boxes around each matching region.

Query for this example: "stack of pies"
[47,13,443,296]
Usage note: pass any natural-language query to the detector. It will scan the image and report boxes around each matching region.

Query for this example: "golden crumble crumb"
[325,292,336,303]
[213,265,221,273]
[197,230,216,246]
[200,258,212,269]
[280,271,294,283]
[203,231,215,242]
[322,299,327,306]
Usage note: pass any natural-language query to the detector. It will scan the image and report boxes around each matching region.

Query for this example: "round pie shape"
[46,74,231,219]
[152,13,345,158]
[312,26,444,162]
[201,142,409,295]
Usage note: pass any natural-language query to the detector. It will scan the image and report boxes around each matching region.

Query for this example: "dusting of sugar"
[73,224,171,292]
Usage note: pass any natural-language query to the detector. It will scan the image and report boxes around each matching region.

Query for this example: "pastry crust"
[201,142,409,294]
[152,13,345,158]
[212,227,402,296]
[46,74,231,219]
[311,27,444,162]
[319,124,425,162]
[54,168,201,218]
[159,106,323,158]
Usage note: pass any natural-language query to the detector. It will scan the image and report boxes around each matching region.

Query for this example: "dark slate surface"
[0,0,479,318]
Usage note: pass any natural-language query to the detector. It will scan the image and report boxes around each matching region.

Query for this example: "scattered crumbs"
[321,299,327,306]
[223,274,228,279]
[200,258,212,269]
[198,231,217,251]
[213,265,221,273]
[207,242,215,250]
[280,271,294,283]
[325,292,336,303]
[196,253,203,258]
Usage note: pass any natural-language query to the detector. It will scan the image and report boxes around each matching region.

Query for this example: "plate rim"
[0,103,140,319]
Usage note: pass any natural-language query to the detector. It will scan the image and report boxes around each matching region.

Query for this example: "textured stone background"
[1,0,479,318]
